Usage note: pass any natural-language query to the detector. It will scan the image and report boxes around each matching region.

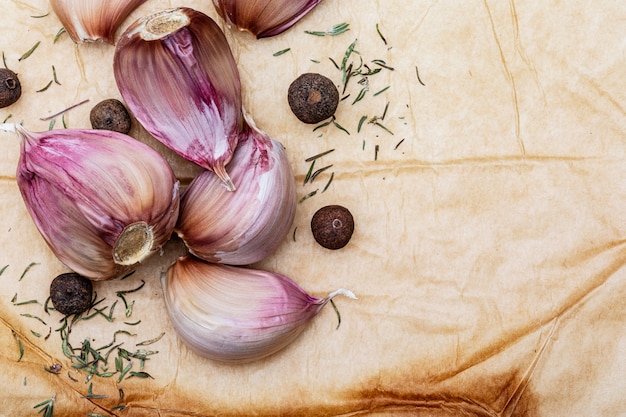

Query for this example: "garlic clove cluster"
[175,115,296,265]
[213,0,323,38]
[50,0,148,44]
[5,123,180,281]
[114,7,243,191]
[162,256,356,363]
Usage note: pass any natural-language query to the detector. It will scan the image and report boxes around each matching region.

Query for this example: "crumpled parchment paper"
[0,0,624,416]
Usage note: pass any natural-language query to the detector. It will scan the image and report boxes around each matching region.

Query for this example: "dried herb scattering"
[90,99,132,134]
[0,68,21,108]
[288,73,339,124]
[311,205,355,250]
[50,272,93,316]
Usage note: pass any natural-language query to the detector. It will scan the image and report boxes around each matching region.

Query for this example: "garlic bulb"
[162,256,356,363]
[3,123,180,281]
[213,0,323,38]
[176,116,296,265]
[114,7,243,191]
[50,0,148,44]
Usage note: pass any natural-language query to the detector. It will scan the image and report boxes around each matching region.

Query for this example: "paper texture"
[0,0,625,415]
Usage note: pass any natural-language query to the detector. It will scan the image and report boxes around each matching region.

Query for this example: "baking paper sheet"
[1,0,625,415]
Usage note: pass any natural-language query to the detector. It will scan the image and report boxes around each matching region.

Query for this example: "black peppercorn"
[311,205,354,250]
[0,68,22,109]
[288,73,339,124]
[90,98,132,134]
[50,272,93,316]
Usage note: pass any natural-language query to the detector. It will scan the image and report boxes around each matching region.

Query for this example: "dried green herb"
[357,115,368,133]
[292,227,298,242]
[128,371,154,379]
[313,119,333,132]
[305,22,350,36]
[415,65,426,86]
[37,80,54,93]
[19,262,38,281]
[2,52,7,69]
[52,66,61,85]
[373,86,390,97]
[83,382,108,399]
[2,114,11,123]
[21,313,47,325]
[12,330,24,361]
[372,59,394,71]
[322,172,334,193]
[123,320,141,326]
[394,138,405,150]
[136,332,165,347]
[19,41,41,61]
[332,119,350,135]
[352,87,368,104]
[299,189,318,203]
[374,144,380,160]
[273,48,291,56]
[303,160,315,185]
[14,298,40,306]
[48,118,56,130]
[376,23,388,45]
[310,165,333,183]
[53,27,66,43]
[33,395,55,417]
[31,12,50,18]
[305,148,335,162]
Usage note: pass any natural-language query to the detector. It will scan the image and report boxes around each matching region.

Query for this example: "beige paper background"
[1,0,625,416]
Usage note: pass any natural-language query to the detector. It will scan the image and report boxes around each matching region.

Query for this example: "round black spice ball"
[311,205,354,250]
[50,272,93,316]
[90,99,132,134]
[0,68,21,108]
[288,73,339,124]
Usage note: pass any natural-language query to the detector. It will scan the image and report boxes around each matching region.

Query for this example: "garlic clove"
[50,0,148,44]
[213,0,323,38]
[3,123,180,281]
[114,7,243,191]
[162,256,356,363]
[175,114,296,265]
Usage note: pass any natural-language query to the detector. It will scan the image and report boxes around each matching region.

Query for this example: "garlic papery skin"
[50,0,148,44]
[114,7,243,191]
[162,256,356,363]
[213,0,323,38]
[175,118,296,265]
[4,123,180,281]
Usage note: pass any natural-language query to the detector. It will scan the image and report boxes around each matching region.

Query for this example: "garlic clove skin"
[162,256,356,363]
[213,0,323,38]
[4,123,180,281]
[50,0,148,44]
[175,115,296,265]
[114,7,243,191]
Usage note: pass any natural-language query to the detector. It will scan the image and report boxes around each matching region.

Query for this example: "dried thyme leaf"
[299,190,318,203]
[33,395,55,417]
[19,41,41,61]
[52,66,61,85]
[12,330,24,361]
[292,227,298,242]
[128,371,154,379]
[136,332,165,346]
[303,160,315,185]
[310,165,333,183]
[373,86,390,96]
[332,119,350,135]
[53,27,66,43]
[83,382,107,399]
[19,262,39,281]
[376,23,388,45]
[37,80,54,93]
[30,12,50,18]
[305,22,350,36]
[374,144,380,161]
[415,65,426,86]
[20,313,47,326]
[357,115,368,133]
[394,138,405,150]
[305,148,335,162]
[273,48,291,56]
[322,172,334,193]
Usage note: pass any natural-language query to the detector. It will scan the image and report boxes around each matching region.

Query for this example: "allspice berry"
[288,73,339,124]
[50,272,93,316]
[0,68,21,108]
[311,205,354,250]
[90,99,132,134]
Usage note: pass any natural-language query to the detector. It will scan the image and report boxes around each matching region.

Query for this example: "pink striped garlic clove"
[114,7,243,191]
[213,0,323,38]
[3,123,180,281]
[175,115,296,265]
[162,256,356,363]
[50,0,148,44]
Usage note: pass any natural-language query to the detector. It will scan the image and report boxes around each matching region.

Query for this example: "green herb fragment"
[310,165,333,183]
[0,265,8,276]
[61,114,67,129]
[373,86,390,97]
[12,330,24,361]
[31,12,50,18]
[394,138,405,150]
[352,87,368,104]
[53,27,66,43]
[328,57,340,70]
[19,41,41,61]
[123,320,141,326]
[21,313,47,325]
[44,296,53,315]
[332,119,350,135]
[292,227,298,242]
[115,358,132,383]
[19,262,39,281]
[372,59,394,71]
[371,121,394,135]
[273,48,291,56]
[48,118,56,131]
[381,102,390,120]
[305,148,335,163]
[33,395,55,417]
[330,299,342,329]
[136,332,165,346]
[362,140,366,150]
[31,330,42,338]
[52,66,61,85]
[305,22,350,36]
[2,51,7,69]
[303,160,315,185]
[2,114,11,123]
[37,80,54,93]
[111,405,126,412]
[310,59,320,63]
[83,382,107,399]
[128,371,154,379]
[88,414,108,417]
[322,172,334,193]
[299,190,318,203]
[376,23,388,45]
[375,144,380,161]
[357,115,368,133]
[312,119,333,132]
[415,65,426,86]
